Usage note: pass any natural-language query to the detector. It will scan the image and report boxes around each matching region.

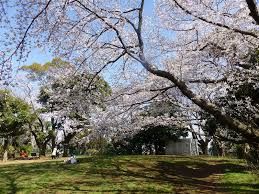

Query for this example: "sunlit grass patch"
[221,172,259,194]
[0,155,258,193]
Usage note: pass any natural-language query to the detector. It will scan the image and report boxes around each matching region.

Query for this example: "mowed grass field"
[0,155,258,194]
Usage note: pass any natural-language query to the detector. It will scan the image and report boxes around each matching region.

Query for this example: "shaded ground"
[0,155,258,193]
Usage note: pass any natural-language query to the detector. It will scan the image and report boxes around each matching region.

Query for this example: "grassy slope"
[0,156,258,194]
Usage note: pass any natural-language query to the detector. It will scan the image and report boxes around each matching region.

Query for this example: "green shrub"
[86,149,99,156]
[20,145,33,155]
[233,144,245,159]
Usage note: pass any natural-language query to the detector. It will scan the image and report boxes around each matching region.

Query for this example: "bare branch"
[74,0,134,57]
[106,85,175,103]
[2,0,53,65]
[86,51,126,90]
[188,77,227,84]
[124,92,162,110]
[173,0,258,38]
[137,0,145,53]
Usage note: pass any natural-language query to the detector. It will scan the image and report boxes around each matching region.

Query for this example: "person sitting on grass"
[64,155,77,164]
[20,150,28,159]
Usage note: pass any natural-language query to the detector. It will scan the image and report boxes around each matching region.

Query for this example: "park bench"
[31,152,37,157]
[30,152,40,159]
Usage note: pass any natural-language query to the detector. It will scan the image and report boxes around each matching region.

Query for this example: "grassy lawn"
[0,155,258,194]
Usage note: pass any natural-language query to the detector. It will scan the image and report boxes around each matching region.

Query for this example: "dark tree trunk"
[31,130,50,157]
[148,145,153,155]
[200,144,208,155]
[154,144,158,155]
[221,142,226,157]
[63,143,69,157]
[245,143,259,165]
[198,140,209,155]
[38,143,47,157]
[51,117,57,152]
[62,132,76,157]
[51,134,56,152]
[3,138,8,162]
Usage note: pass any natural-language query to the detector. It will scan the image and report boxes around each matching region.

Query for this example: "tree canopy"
[0,90,34,138]
[0,89,35,161]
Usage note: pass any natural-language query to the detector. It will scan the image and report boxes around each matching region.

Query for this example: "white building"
[165,138,199,155]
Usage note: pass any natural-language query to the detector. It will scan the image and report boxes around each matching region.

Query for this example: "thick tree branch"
[137,0,145,53]
[124,2,255,138]
[188,77,227,84]
[246,0,259,25]
[138,55,259,143]
[125,0,259,142]
[37,117,45,132]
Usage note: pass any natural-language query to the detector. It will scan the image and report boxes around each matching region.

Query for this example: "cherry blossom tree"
[38,69,111,156]
[0,0,259,158]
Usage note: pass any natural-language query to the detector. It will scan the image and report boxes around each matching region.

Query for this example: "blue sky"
[12,1,155,69]
[4,0,155,96]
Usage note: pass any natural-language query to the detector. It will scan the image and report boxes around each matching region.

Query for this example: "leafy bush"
[0,145,3,158]
[233,145,245,159]
[20,145,33,155]
[86,149,99,156]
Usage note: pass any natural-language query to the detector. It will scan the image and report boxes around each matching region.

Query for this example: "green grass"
[221,172,259,194]
[0,155,258,194]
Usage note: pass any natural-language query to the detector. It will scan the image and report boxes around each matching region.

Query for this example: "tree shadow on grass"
[0,162,69,193]
[77,158,258,194]
[1,174,18,194]
[154,160,258,194]
[0,157,258,193]
[0,171,25,194]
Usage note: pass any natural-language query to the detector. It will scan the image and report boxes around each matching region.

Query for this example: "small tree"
[29,117,54,156]
[22,58,112,156]
[21,58,74,152]
[38,70,111,156]
[0,90,34,161]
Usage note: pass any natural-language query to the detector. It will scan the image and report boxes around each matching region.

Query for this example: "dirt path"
[0,157,65,166]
